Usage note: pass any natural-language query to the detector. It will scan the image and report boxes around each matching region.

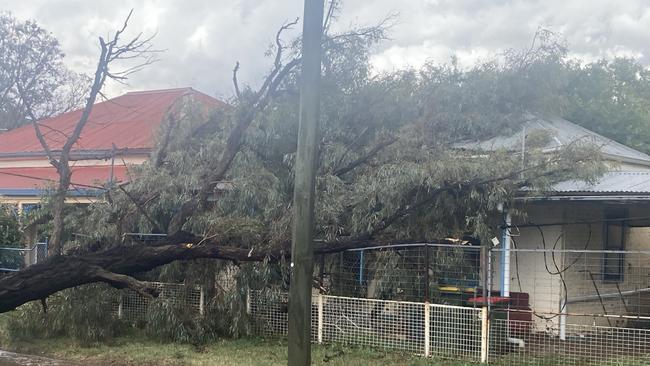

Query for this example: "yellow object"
[438,286,460,292]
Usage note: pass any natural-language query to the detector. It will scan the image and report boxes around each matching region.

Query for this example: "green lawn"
[2,336,478,366]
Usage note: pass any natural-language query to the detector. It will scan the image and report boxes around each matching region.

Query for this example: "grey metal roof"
[551,172,650,194]
[456,115,650,166]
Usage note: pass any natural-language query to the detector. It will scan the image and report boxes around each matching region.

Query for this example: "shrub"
[144,298,212,345]
[4,284,127,345]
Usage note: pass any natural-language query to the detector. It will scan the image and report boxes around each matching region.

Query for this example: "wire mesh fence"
[487,248,650,365]
[248,290,483,362]
[0,241,48,272]
[116,281,203,321]
[325,243,482,304]
[490,319,650,365]
[248,244,650,364]
[40,241,650,364]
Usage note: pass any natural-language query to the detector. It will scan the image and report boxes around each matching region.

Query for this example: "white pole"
[117,296,124,319]
[560,294,566,341]
[501,210,512,298]
[424,302,431,357]
[480,306,489,363]
[199,286,205,316]
[246,288,252,315]
[317,294,324,344]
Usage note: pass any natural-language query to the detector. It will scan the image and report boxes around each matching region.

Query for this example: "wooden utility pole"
[287,0,324,365]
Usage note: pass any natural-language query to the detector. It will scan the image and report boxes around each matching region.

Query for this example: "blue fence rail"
[0,240,48,272]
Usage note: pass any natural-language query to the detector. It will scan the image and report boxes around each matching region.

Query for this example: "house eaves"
[518,172,650,201]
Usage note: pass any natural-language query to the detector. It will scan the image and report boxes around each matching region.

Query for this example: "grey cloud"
[2,0,650,98]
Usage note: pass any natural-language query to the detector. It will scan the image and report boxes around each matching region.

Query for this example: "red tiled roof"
[0,87,225,156]
[0,165,130,190]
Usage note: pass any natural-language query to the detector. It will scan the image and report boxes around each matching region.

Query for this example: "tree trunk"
[49,167,71,256]
[0,236,430,314]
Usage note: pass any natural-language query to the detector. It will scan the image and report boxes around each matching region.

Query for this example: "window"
[603,208,626,282]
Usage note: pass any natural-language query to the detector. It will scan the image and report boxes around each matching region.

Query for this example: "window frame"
[603,207,627,283]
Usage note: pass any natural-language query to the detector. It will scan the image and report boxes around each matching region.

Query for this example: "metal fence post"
[117,295,124,320]
[199,286,205,316]
[481,305,489,363]
[317,293,324,344]
[246,288,251,315]
[424,302,431,357]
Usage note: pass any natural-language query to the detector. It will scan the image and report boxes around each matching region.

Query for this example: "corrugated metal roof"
[0,88,225,156]
[551,172,650,194]
[0,165,129,190]
[456,115,650,165]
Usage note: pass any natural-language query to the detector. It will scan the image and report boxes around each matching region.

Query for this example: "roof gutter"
[516,194,650,202]
[0,148,151,160]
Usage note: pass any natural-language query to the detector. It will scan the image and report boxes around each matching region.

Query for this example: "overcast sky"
[3,0,650,99]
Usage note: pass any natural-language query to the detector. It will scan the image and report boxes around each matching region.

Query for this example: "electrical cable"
[520,223,592,321]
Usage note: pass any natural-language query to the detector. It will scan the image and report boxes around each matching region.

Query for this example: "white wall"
[493,203,564,330]
[510,202,650,329]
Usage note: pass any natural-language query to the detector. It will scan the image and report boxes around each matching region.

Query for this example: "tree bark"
[48,166,71,255]
[0,235,442,314]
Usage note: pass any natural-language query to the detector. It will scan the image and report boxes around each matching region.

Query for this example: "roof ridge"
[544,115,650,159]
[124,87,194,95]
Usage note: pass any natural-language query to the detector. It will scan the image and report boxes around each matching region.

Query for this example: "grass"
[1,336,479,366]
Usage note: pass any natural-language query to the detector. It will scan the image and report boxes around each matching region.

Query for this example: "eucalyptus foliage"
[5,284,125,344]
[54,26,605,280]
[19,26,611,338]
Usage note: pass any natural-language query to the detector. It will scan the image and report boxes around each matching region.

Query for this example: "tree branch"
[334,137,397,177]
[117,184,164,233]
[91,266,159,299]
[232,61,242,101]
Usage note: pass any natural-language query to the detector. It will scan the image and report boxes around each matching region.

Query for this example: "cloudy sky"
[3,0,650,99]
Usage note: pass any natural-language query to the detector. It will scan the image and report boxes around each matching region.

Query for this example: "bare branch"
[15,83,59,169]
[16,9,158,255]
[232,61,242,101]
[323,0,339,34]
[254,18,300,102]
[117,184,164,233]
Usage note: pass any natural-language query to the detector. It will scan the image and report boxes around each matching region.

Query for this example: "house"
[0,87,225,212]
[460,115,650,332]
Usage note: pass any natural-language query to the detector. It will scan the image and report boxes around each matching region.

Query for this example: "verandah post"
[480,244,491,363]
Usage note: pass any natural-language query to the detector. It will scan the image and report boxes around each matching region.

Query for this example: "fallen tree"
[0,233,433,313]
[0,159,598,314]
[3,9,607,317]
